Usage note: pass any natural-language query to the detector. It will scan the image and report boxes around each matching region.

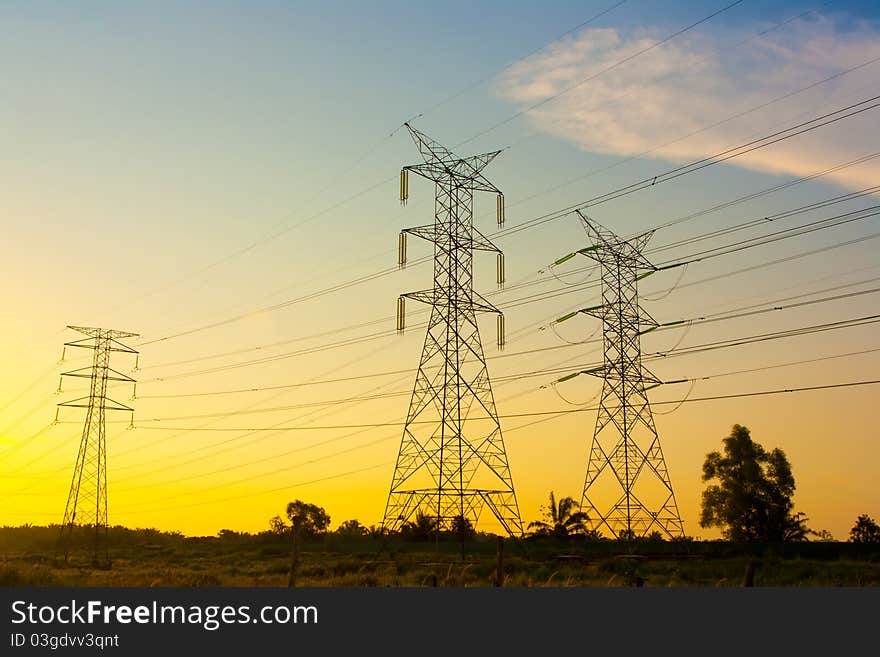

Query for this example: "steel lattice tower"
[382,124,522,536]
[56,325,138,564]
[573,212,684,539]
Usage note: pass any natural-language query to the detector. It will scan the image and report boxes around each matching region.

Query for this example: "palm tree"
[401,511,439,541]
[783,511,812,542]
[450,514,475,541]
[528,492,590,538]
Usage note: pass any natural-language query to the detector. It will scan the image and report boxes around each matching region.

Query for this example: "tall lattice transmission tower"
[382,123,522,537]
[560,212,684,539]
[55,325,138,564]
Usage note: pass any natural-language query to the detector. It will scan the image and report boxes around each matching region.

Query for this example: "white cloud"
[494,15,880,191]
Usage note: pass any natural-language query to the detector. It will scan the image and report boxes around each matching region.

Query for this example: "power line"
[0,422,58,460]
[136,368,414,398]
[132,227,880,393]
[116,1,630,323]
[670,231,880,294]
[533,150,880,281]
[133,0,834,339]
[128,288,880,424]
[87,280,880,500]
[457,0,748,147]
[415,0,629,120]
[7,333,412,487]
[116,374,415,477]
[115,15,875,358]
[132,203,880,385]
[669,206,880,265]
[495,94,880,240]
[63,303,880,488]
[127,311,880,432]
[546,228,880,321]
[28,347,880,501]
[111,377,880,516]
[115,432,400,496]
[0,361,64,416]
[649,185,880,256]
[118,463,392,516]
[126,94,879,354]
[100,291,880,508]
[488,14,877,218]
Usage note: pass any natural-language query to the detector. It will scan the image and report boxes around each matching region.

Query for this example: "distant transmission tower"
[382,123,522,536]
[55,326,138,565]
[567,212,684,539]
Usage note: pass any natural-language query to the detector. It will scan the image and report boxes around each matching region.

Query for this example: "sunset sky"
[2,0,879,540]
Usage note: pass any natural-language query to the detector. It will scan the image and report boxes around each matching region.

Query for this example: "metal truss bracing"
[383,124,523,537]
[575,212,684,539]
[56,325,138,564]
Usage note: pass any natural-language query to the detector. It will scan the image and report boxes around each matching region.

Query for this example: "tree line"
[267,424,879,544]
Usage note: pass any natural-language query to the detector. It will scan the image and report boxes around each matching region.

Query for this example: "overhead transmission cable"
[109,378,880,517]
[135,202,880,382]
[456,0,749,147]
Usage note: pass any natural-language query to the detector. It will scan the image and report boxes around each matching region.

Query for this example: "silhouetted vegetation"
[2,523,880,587]
[400,511,439,541]
[334,519,369,538]
[284,500,331,539]
[849,514,880,543]
[700,424,812,541]
[527,492,591,539]
[3,426,876,587]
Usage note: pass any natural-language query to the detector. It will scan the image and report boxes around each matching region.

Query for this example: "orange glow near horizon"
[1,1,879,544]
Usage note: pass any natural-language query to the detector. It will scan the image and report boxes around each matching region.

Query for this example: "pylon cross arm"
[470,227,502,253]
[108,340,139,354]
[402,225,501,253]
[404,161,501,192]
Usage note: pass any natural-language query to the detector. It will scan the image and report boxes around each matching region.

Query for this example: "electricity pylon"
[55,325,138,565]
[382,123,522,537]
[562,212,684,539]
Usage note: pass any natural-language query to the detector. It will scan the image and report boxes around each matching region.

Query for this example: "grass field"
[1,526,879,587]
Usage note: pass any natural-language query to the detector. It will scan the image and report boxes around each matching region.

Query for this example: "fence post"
[495,536,504,587]
[288,523,300,588]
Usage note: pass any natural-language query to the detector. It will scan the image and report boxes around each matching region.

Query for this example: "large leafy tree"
[849,514,880,543]
[700,424,810,542]
[528,492,590,538]
[285,500,331,539]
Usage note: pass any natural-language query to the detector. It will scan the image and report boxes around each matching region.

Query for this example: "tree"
[334,519,367,538]
[450,515,475,542]
[400,511,439,541]
[700,424,810,542]
[366,524,386,538]
[269,515,288,536]
[782,512,811,542]
[583,528,604,541]
[217,528,244,540]
[617,528,636,541]
[811,529,835,542]
[527,492,590,539]
[285,500,331,539]
[849,514,880,543]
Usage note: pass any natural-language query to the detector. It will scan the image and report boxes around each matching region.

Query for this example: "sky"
[1,0,879,540]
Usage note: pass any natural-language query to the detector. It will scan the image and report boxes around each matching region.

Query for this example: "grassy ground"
[1,526,878,587]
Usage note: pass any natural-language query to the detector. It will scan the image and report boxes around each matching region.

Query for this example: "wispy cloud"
[494,14,880,190]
